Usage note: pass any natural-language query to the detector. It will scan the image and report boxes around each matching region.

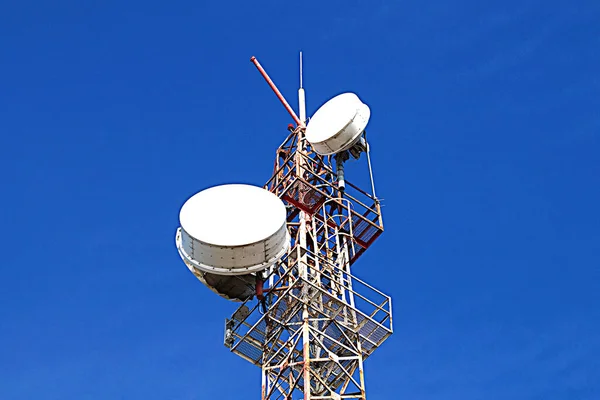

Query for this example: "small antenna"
[299,51,303,89]
[298,51,306,123]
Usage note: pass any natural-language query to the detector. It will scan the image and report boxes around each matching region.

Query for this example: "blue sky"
[1,0,599,399]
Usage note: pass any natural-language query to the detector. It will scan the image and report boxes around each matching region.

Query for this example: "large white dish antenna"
[305,92,371,156]
[176,184,289,276]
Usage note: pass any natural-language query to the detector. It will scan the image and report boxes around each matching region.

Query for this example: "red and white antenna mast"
[222,54,393,399]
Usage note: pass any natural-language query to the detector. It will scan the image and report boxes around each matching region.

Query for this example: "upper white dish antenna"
[305,92,371,156]
[176,184,289,276]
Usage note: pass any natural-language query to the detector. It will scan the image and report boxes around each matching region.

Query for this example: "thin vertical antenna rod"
[250,56,303,127]
[298,52,306,124]
[299,51,303,89]
[365,133,378,199]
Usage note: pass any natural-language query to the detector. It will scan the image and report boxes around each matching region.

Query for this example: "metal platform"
[265,135,384,265]
[225,247,392,398]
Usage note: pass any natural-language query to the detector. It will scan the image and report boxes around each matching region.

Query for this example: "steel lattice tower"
[224,56,393,400]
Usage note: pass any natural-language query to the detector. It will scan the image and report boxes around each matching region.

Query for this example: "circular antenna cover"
[305,93,371,155]
[176,184,289,276]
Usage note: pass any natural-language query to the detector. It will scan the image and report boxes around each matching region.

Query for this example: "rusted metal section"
[225,246,392,398]
[303,339,310,399]
[225,126,391,397]
[264,135,384,268]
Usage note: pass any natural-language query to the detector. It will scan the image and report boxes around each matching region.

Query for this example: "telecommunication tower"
[175,54,392,399]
